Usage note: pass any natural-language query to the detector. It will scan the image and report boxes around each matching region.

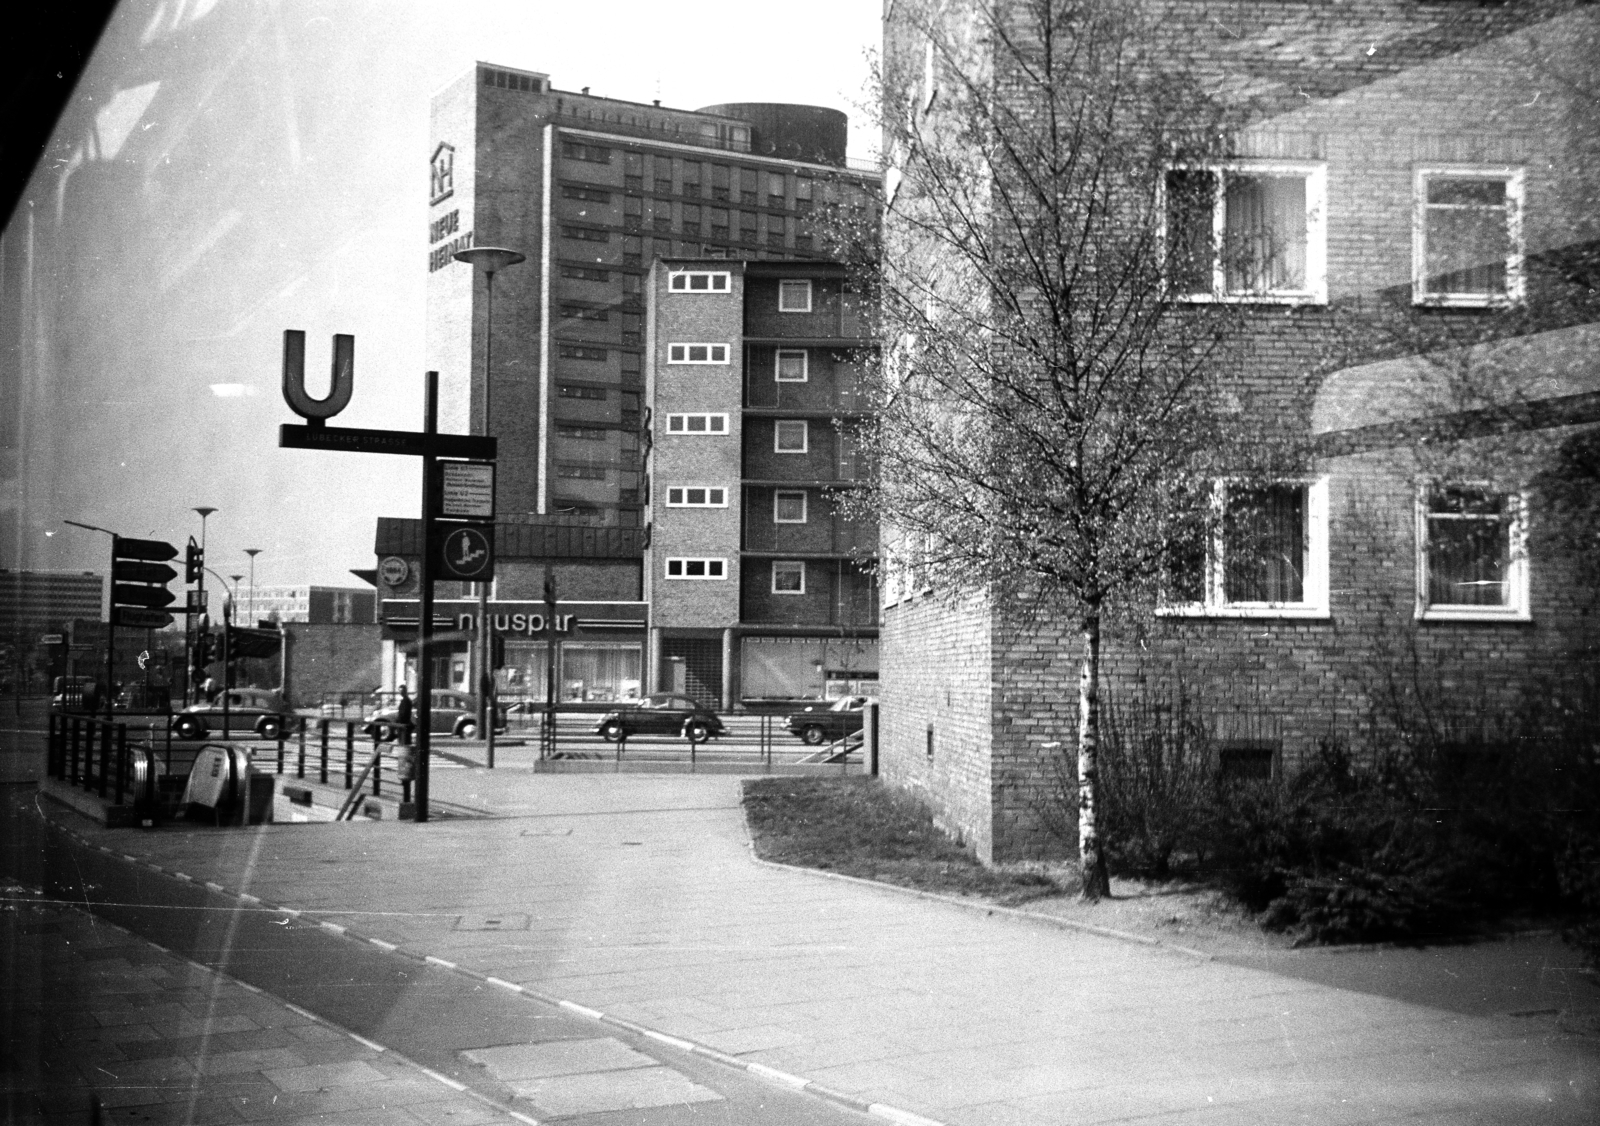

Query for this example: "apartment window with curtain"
[1417,485,1528,621]
[1414,167,1523,306]
[1165,478,1329,617]
[1165,162,1327,303]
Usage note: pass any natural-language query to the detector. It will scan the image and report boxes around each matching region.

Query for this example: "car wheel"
[684,721,712,743]
[372,722,395,743]
[456,719,478,740]
[600,721,625,742]
[259,718,282,741]
[174,716,203,740]
[800,725,826,746]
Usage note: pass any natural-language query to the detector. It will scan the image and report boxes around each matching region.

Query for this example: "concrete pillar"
[721,628,735,713]
[647,627,662,695]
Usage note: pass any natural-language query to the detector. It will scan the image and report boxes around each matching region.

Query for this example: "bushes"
[1045,673,1600,948]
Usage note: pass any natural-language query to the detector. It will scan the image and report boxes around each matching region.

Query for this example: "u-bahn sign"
[436,524,494,581]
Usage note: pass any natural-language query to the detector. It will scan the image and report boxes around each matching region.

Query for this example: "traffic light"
[192,632,213,668]
[186,538,204,584]
[111,537,178,629]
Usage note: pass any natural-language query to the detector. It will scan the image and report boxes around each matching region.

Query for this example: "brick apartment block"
[878,0,1600,861]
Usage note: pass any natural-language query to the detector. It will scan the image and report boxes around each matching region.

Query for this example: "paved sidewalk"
[0,888,517,1125]
[24,770,1600,1125]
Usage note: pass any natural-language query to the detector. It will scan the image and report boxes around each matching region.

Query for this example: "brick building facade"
[879,1,1600,862]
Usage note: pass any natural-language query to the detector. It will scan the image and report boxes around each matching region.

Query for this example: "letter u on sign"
[282,330,355,421]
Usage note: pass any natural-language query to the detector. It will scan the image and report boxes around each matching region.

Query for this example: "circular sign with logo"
[441,526,492,579]
[379,556,411,587]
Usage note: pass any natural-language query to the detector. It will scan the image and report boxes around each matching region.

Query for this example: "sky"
[1,0,880,592]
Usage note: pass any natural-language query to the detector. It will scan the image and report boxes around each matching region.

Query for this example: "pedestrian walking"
[396,685,414,743]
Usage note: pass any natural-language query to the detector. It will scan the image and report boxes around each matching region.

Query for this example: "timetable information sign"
[439,461,495,519]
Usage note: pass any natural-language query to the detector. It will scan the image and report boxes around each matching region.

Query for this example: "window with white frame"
[775,349,808,382]
[665,557,726,580]
[774,420,809,453]
[1165,478,1330,617]
[1164,162,1327,303]
[774,490,807,523]
[1414,167,1524,306]
[667,343,729,364]
[668,270,731,293]
[664,413,728,435]
[664,485,727,507]
[778,279,812,312]
[1416,485,1528,621]
[772,560,805,594]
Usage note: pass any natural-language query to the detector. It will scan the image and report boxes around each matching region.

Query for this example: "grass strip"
[742,776,1063,904]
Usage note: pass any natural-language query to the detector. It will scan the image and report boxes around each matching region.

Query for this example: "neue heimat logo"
[430,141,455,204]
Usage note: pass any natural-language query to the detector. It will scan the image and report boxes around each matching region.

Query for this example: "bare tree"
[843,0,1257,898]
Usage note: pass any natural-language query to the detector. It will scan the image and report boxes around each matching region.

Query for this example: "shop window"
[779,279,812,312]
[774,490,808,523]
[772,560,806,594]
[665,557,726,580]
[1416,485,1528,621]
[775,420,809,453]
[1164,478,1329,618]
[1414,167,1523,306]
[775,348,808,382]
[1164,162,1327,303]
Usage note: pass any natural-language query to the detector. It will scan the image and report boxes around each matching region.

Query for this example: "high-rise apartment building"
[645,259,879,708]
[426,64,880,529]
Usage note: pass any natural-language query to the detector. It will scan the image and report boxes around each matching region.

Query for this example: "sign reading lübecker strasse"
[439,461,495,519]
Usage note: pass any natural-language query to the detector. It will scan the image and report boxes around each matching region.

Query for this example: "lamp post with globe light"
[453,245,524,767]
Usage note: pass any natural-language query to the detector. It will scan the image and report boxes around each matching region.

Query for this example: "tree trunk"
[1077,608,1112,900]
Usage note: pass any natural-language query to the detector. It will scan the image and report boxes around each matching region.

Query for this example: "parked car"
[364,689,502,741]
[172,688,293,740]
[786,696,872,745]
[595,694,725,742]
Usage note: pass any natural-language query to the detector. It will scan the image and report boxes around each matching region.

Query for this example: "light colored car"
[172,688,293,740]
[365,689,503,741]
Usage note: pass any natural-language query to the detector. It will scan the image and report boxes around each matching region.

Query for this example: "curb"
[28,807,954,1126]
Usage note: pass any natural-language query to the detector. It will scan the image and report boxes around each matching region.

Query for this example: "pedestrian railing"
[269,718,409,807]
[46,713,162,814]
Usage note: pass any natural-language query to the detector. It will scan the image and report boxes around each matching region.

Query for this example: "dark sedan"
[595,694,725,742]
[172,688,293,740]
[787,695,871,745]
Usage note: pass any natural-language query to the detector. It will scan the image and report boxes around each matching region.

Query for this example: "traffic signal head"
[186,539,204,584]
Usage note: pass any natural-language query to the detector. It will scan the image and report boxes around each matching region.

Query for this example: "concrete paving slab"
[509,1065,724,1115]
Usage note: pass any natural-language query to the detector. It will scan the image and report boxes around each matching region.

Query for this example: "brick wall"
[282,624,384,709]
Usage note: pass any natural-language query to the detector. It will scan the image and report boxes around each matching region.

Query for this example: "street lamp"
[453,245,524,763]
[244,548,262,627]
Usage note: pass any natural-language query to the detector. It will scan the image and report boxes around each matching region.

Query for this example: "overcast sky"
[3,0,879,592]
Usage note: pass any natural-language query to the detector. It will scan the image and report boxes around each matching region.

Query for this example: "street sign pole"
[277,332,495,825]
[415,372,438,823]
